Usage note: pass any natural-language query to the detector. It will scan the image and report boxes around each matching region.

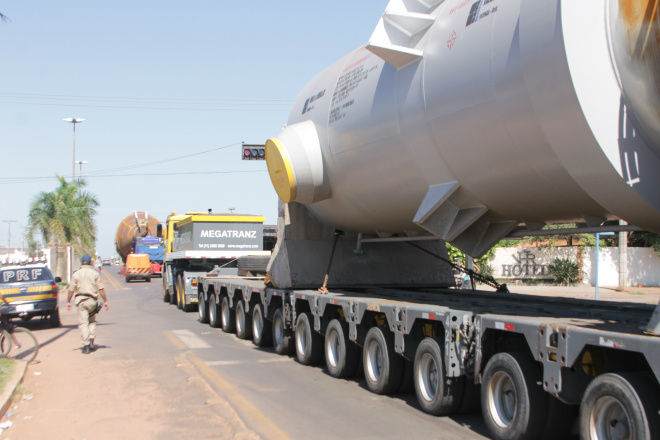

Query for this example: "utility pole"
[3,220,16,252]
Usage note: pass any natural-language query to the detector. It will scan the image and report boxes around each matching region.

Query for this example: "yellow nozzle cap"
[265,137,296,203]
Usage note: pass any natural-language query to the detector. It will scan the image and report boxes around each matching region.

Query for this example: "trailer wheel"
[414,337,463,416]
[208,295,221,328]
[236,300,253,340]
[481,352,547,440]
[579,372,659,440]
[363,326,404,395]
[295,312,324,365]
[252,303,272,347]
[198,291,209,324]
[273,308,293,356]
[325,319,360,378]
[221,296,236,333]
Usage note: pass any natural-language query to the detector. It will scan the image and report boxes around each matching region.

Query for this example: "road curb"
[0,360,27,418]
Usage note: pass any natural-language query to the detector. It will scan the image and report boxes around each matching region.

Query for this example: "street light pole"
[75,160,88,183]
[63,118,85,182]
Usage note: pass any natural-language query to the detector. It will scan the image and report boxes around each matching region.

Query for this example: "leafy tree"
[445,242,498,283]
[27,175,99,275]
[628,231,660,256]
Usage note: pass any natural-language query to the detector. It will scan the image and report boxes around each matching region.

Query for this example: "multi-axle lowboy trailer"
[197,275,660,440]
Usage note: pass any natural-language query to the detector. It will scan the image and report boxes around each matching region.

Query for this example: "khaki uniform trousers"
[76,296,98,346]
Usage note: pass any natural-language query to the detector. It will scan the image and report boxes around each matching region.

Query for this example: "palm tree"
[28,175,99,277]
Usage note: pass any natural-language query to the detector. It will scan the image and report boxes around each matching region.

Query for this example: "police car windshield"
[0,267,53,284]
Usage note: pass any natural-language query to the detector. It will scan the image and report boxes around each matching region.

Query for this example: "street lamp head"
[75,160,88,165]
[63,118,85,124]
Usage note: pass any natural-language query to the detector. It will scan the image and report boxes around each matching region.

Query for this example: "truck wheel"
[481,352,547,440]
[221,296,236,333]
[252,303,272,347]
[363,326,404,395]
[49,308,61,328]
[208,295,221,328]
[273,308,293,356]
[163,272,170,302]
[169,275,177,305]
[146,277,151,283]
[295,312,324,365]
[414,337,462,416]
[198,291,209,324]
[176,274,185,310]
[325,319,360,378]
[579,372,659,440]
[235,300,253,340]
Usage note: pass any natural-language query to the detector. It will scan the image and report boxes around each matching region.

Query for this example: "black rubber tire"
[0,330,11,357]
[252,303,272,347]
[541,394,578,440]
[163,272,170,302]
[176,274,184,310]
[579,372,659,440]
[235,301,253,340]
[125,277,130,284]
[237,255,270,272]
[146,277,151,283]
[295,312,324,365]
[324,319,360,378]
[169,274,177,305]
[10,327,39,363]
[363,326,404,395]
[208,295,221,328]
[49,308,61,328]
[414,337,463,415]
[481,352,548,440]
[221,296,236,333]
[272,308,294,356]
[198,291,209,324]
[459,377,482,415]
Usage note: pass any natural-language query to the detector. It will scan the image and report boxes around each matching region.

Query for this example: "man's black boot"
[89,339,97,351]
[82,345,91,354]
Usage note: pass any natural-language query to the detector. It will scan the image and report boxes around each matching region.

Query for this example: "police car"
[0,264,62,327]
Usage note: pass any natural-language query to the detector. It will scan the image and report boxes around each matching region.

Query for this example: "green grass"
[629,291,646,295]
[0,358,16,393]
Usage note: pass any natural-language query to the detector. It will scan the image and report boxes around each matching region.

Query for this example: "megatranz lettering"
[200,230,257,239]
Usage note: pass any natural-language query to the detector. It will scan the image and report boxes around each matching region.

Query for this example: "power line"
[0,92,294,112]
[0,92,294,104]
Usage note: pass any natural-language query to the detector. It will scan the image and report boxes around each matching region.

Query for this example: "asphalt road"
[109,268,490,440]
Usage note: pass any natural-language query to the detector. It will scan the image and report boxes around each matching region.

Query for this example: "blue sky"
[0,1,387,258]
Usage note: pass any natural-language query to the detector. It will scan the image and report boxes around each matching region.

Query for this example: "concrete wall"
[491,247,660,287]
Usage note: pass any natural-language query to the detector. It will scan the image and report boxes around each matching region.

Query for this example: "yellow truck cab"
[125,253,152,283]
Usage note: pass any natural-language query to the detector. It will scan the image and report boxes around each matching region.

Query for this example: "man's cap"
[81,255,92,264]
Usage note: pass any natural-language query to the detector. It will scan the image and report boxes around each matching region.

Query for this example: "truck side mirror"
[157,224,163,238]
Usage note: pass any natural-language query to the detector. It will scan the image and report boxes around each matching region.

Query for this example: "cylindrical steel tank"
[266,0,660,256]
[115,212,160,262]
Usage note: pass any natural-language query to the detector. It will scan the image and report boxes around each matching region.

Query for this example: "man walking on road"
[66,255,110,354]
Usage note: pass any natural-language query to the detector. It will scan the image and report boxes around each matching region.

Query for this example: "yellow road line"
[164,330,187,350]
[164,330,290,440]
[102,270,124,290]
[186,352,291,440]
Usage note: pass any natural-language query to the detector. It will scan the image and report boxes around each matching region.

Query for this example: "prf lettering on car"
[3,269,43,282]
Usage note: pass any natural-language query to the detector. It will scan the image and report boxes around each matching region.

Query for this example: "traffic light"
[242,144,266,160]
